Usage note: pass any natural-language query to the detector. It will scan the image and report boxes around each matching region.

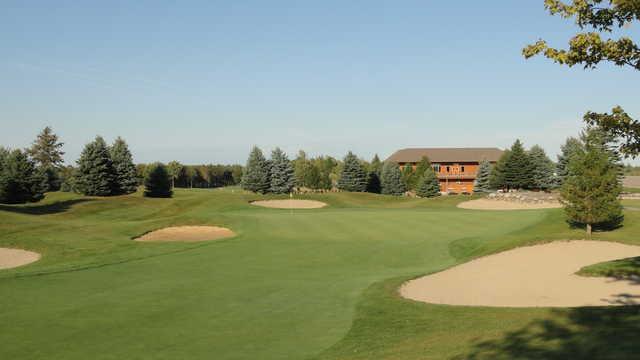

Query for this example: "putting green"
[1,190,639,359]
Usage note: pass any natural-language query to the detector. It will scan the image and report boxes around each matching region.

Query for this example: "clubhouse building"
[386,148,504,194]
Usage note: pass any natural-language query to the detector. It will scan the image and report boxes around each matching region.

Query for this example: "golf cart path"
[401,241,640,307]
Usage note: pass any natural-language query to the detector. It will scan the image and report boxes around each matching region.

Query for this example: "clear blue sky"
[1,1,638,165]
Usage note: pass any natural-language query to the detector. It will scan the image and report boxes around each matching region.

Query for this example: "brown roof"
[386,148,503,163]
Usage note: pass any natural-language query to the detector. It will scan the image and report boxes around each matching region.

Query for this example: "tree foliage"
[241,146,271,194]
[557,137,585,185]
[490,150,510,190]
[143,163,173,198]
[526,0,640,157]
[474,159,493,192]
[380,161,406,195]
[269,148,295,194]
[503,140,534,190]
[167,161,184,188]
[0,149,46,204]
[110,137,138,194]
[74,136,116,196]
[529,145,557,190]
[560,128,623,235]
[27,126,65,191]
[338,152,367,192]
[416,166,440,198]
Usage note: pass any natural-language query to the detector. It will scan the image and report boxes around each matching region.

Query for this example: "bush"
[144,163,173,198]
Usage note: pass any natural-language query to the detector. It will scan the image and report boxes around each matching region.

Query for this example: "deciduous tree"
[525,0,640,156]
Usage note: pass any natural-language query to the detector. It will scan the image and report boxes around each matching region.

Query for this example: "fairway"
[2,189,640,359]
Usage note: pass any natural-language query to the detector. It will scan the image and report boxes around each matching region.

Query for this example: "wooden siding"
[398,161,493,193]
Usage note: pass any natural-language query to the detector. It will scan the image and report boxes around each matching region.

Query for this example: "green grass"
[623,187,640,194]
[1,189,639,359]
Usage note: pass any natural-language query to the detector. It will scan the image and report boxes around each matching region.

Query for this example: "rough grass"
[1,188,638,359]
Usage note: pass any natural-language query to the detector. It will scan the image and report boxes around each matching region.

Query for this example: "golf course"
[2,189,640,359]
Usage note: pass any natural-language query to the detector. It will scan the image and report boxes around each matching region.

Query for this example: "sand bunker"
[251,199,327,209]
[135,226,235,242]
[401,241,640,307]
[458,198,562,210]
[0,248,41,269]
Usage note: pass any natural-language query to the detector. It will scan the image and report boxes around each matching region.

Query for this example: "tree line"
[240,147,442,198]
[0,127,243,203]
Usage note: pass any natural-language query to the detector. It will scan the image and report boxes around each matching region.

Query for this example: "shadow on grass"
[460,305,640,359]
[0,199,92,215]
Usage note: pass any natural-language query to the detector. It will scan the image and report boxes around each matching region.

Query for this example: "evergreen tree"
[412,156,432,190]
[490,150,510,190]
[143,163,173,198]
[269,148,295,194]
[402,163,416,190]
[561,129,623,237]
[337,152,368,192]
[369,154,383,175]
[556,137,584,186]
[380,161,406,195]
[27,126,65,191]
[109,137,138,194]
[0,149,46,204]
[167,161,183,189]
[474,159,493,193]
[529,145,556,191]
[416,167,441,198]
[241,146,271,194]
[503,140,533,190]
[366,171,381,193]
[74,136,116,196]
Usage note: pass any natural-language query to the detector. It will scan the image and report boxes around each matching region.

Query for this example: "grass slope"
[1,190,638,359]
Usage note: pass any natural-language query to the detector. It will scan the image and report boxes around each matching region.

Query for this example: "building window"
[461,166,465,173]
[433,164,440,173]
[446,166,450,173]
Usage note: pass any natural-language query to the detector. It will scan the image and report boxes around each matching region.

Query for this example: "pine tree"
[269,148,295,194]
[490,150,510,190]
[74,136,116,196]
[369,154,383,175]
[416,167,441,198]
[561,129,623,237]
[529,145,556,191]
[366,171,382,193]
[380,161,406,195]
[412,156,432,190]
[474,159,493,193]
[27,126,65,191]
[556,137,584,186]
[241,146,271,194]
[143,163,173,198]
[337,152,368,192]
[503,140,533,190]
[109,137,138,194]
[0,149,46,204]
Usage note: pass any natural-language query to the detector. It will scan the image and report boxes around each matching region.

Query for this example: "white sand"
[135,226,235,242]
[401,241,640,307]
[0,248,41,269]
[251,199,327,209]
[458,198,562,210]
